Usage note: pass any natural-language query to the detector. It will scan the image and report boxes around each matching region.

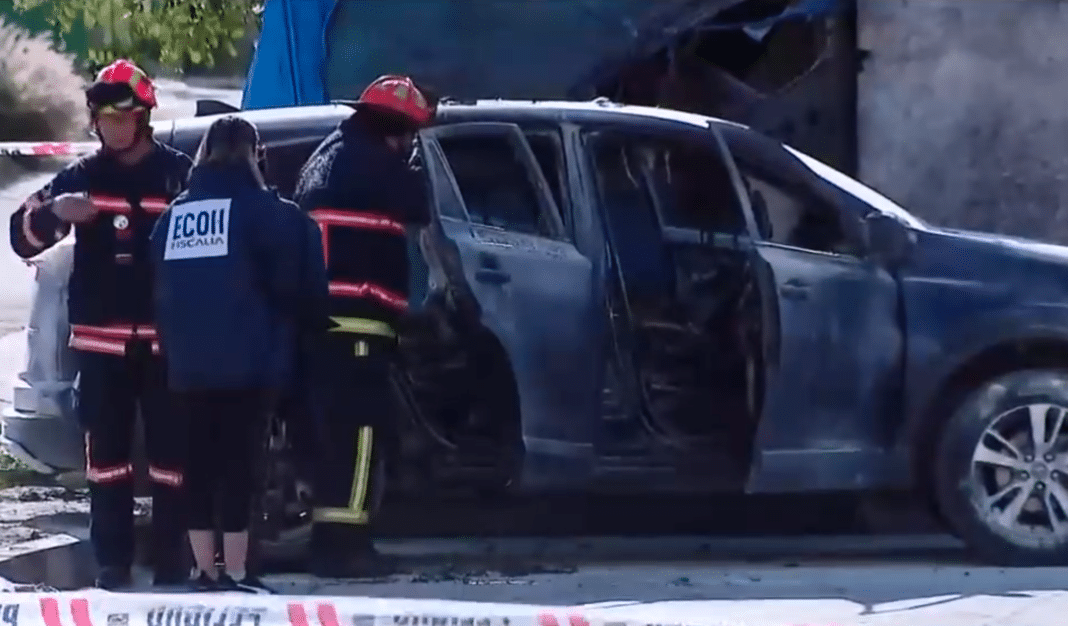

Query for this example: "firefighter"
[293,75,435,577]
[8,59,193,589]
[151,115,319,592]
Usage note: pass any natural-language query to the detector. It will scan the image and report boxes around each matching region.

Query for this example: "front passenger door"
[418,122,603,485]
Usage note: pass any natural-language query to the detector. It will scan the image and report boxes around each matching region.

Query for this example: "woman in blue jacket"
[150,115,324,592]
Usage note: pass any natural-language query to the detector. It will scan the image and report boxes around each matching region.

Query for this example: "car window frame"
[420,121,570,242]
[521,127,572,231]
[719,124,868,258]
[578,120,758,247]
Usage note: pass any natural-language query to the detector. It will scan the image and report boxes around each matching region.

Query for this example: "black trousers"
[77,349,185,575]
[176,389,271,533]
[309,333,393,554]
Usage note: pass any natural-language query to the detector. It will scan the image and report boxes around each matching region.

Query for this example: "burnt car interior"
[587,130,756,457]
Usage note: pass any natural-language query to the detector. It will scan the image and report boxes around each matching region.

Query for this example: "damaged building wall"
[858,0,1068,240]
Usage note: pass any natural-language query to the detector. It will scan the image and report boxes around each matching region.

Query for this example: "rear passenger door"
[418,122,602,477]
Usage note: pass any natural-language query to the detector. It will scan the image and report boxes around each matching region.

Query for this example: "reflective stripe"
[313,427,374,526]
[309,209,404,235]
[86,462,133,484]
[139,197,169,213]
[89,195,170,214]
[90,195,130,213]
[148,465,183,487]
[69,335,125,356]
[354,340,369,357]
[69,324,160,356]
[311,507,368,525]
[328,317,395,338]
[310,208,405,266]
[70,324,157,339]
[328,282,408,310]
[20,208,45,251]
[349,426,373,518]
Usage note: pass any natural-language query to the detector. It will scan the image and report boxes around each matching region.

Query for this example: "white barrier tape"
[0,592,775,626]
[0,143,99,158]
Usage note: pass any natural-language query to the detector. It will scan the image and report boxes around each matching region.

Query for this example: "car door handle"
[475,268,511,285]
[779,278,809,300]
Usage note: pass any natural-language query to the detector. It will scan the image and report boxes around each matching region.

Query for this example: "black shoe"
[189,571,219,592]
[215,574,240,591]
[94,566,132,590]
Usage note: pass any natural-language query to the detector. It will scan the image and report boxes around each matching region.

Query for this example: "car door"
[417,122,602,481]
[719,128,905,493]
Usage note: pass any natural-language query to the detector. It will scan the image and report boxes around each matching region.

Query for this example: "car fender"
[900,303,1068,466]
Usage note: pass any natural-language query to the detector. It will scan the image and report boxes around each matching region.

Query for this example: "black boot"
[95,566,133,590]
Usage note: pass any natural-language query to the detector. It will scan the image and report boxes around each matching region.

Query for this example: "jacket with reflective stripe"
[8,142,191,356]
[293,114,429,329]
[151,165,319,391]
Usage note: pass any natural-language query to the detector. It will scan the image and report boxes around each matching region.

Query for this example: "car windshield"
[785,146,926,229]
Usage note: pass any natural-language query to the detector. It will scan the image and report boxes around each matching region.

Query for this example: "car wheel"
[934,369,1068,566]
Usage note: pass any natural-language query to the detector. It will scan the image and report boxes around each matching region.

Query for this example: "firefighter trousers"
[77,348,186,575]
[309,331,394,554]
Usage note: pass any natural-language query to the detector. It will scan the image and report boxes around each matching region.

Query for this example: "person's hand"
[52,193,97,223]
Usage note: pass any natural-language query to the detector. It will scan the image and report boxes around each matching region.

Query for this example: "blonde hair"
[194,115,267,189]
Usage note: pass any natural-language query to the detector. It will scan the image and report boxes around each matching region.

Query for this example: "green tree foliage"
[12,0,262,73]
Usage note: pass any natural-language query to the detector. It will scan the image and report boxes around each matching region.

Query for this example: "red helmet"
[356,75,432,128]
[86,59,158,113]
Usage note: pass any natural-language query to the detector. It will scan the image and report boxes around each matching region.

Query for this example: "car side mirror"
[864,212,913,265]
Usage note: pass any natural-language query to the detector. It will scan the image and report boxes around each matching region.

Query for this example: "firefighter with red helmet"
[8,60,192,589]
[294,75,435,577]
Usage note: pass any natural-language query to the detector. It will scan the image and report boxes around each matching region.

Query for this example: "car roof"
[170,98,748,139]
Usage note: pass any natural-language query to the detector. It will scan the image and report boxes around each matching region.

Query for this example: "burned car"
[8,99,1068,567]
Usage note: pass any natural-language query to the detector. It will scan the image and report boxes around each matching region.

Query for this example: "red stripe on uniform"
[89,195,131,214]
[287,604,309,626]
[328,281,408,310]
[309,209,405,235]
[316,604,340,626]
[70,324,157,339]
[86,463,133,484]
[71,598,94,626]
[21,208,45,250]
[69,335,126,356]
[148,466,183,488]
[40,598,62,626]
[140,197,170,213]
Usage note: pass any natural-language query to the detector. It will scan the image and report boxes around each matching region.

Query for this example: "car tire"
[934,369,1068,566]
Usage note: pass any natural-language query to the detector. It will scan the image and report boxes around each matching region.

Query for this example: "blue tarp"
[242,0,843,111]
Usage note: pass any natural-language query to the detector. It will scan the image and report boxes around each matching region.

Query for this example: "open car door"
[417,122,603,486]
[719,128,905,494]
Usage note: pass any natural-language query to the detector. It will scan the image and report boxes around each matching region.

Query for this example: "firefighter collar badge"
[164,198,231,261]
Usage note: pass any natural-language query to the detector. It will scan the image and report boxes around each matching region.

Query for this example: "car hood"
[323,0,842,101]
[929,225,1068,265]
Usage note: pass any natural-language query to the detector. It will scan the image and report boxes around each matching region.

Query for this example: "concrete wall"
[858,0,1068,241]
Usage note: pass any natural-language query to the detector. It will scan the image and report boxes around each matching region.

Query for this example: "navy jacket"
[150,164,323,391]
[293,115,429,330]
[9,143,190,356]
